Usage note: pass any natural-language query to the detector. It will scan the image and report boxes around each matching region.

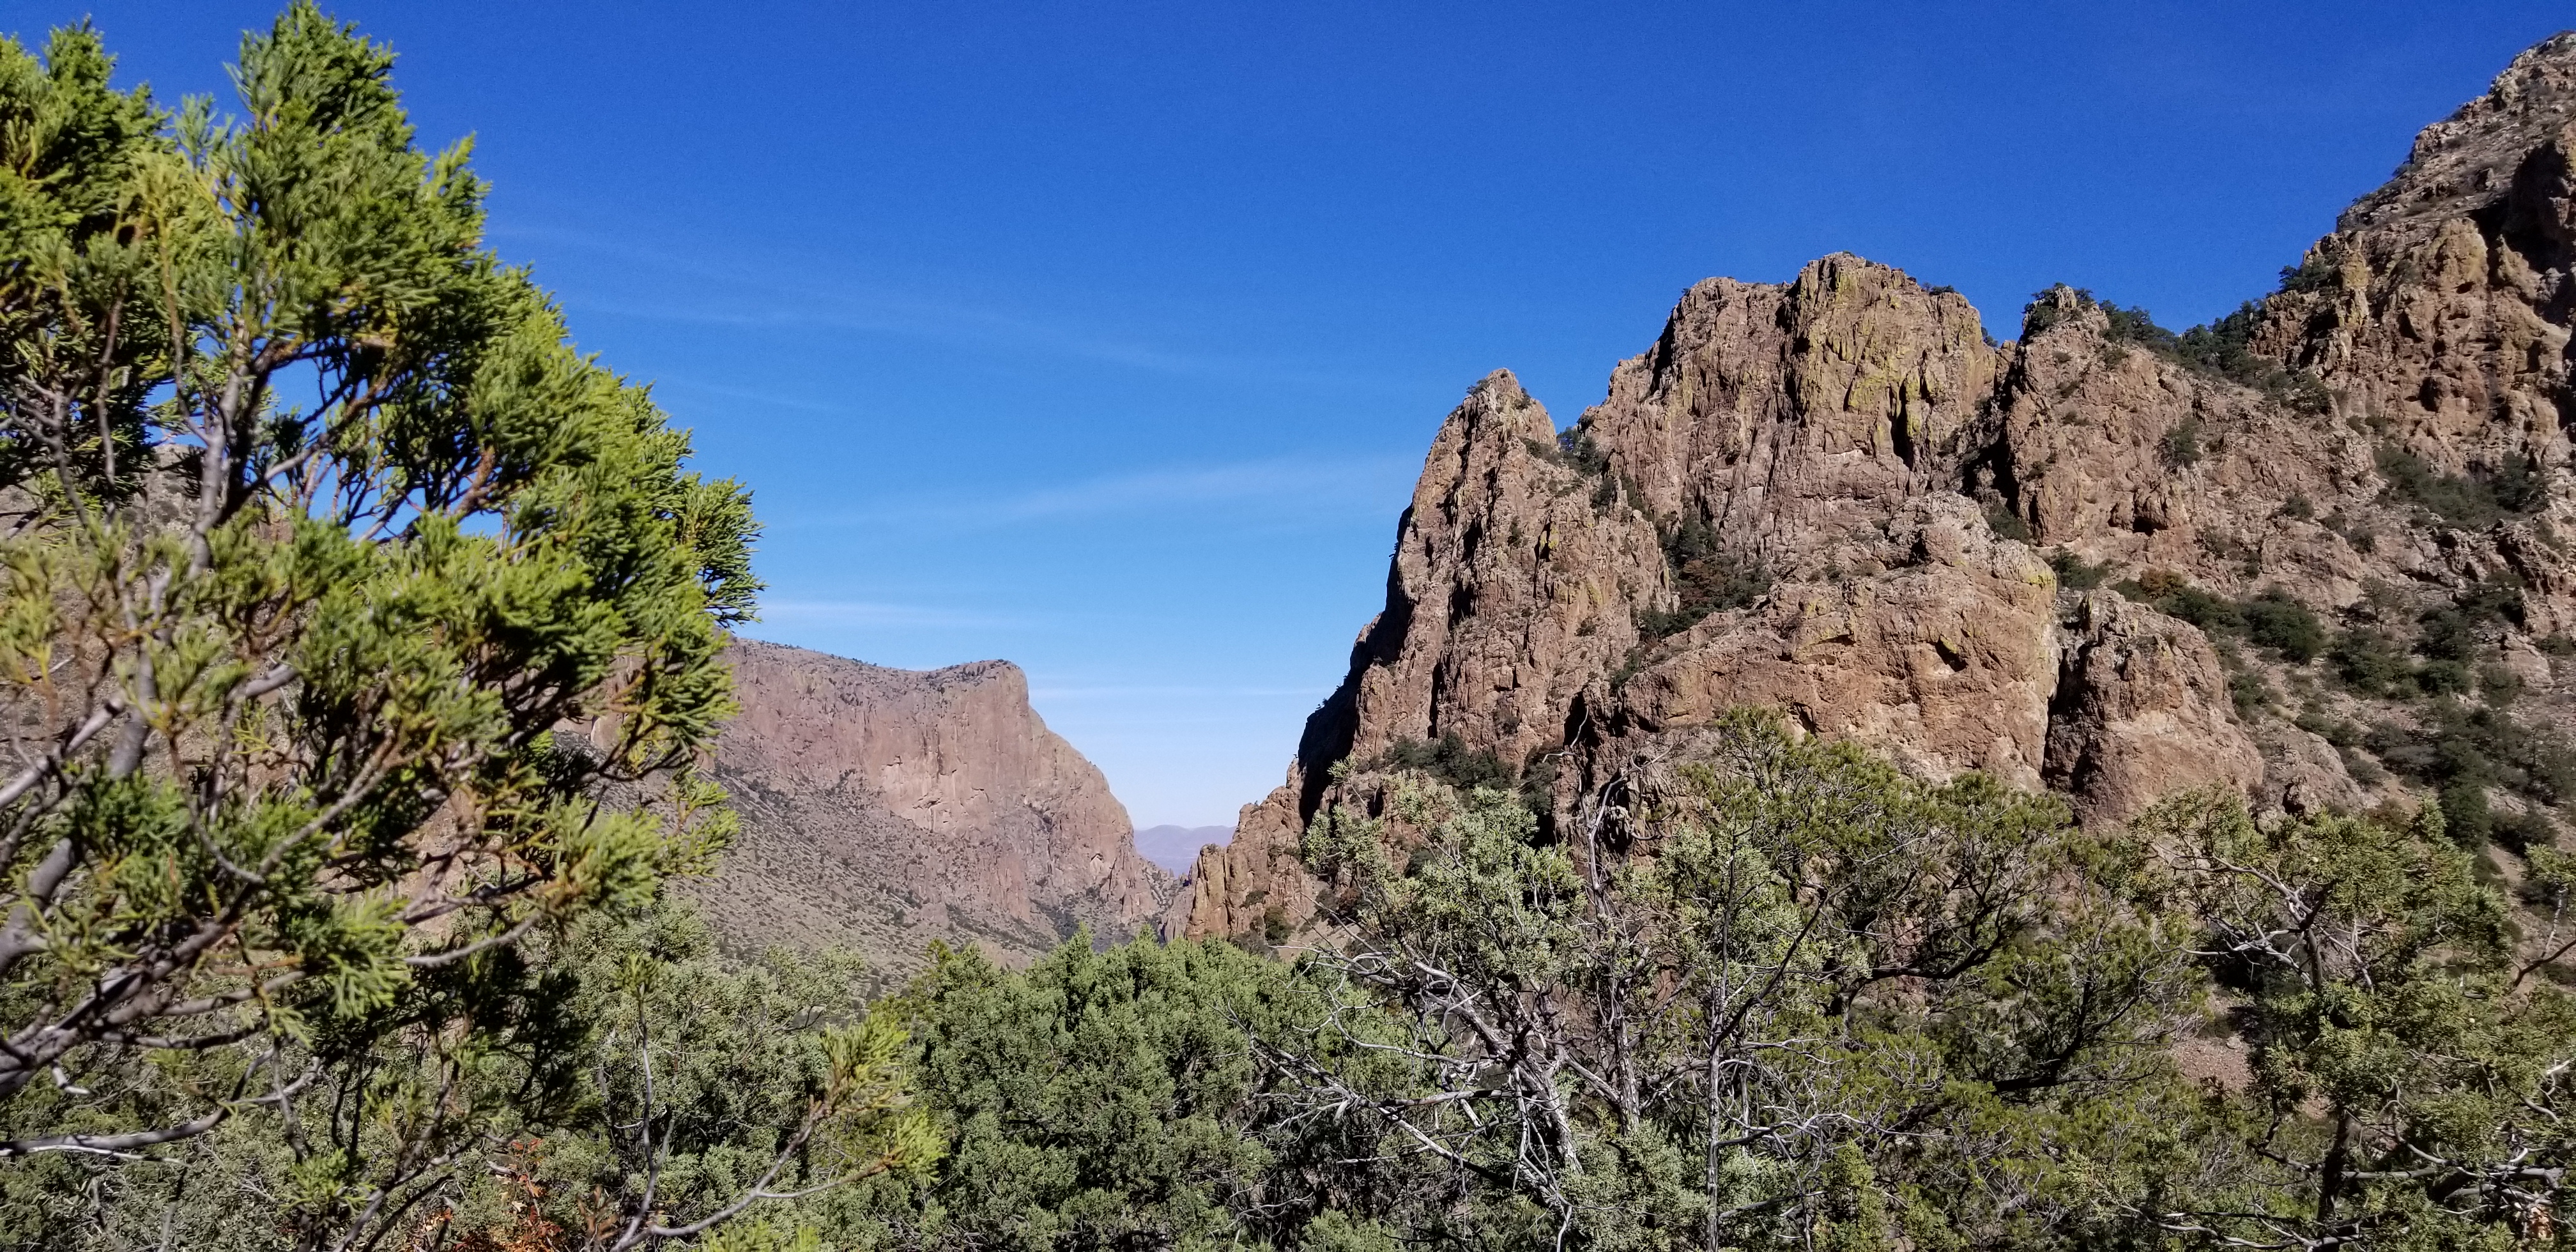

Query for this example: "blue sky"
[30,1,2575,828]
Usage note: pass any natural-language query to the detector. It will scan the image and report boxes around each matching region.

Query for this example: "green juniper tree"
[2140,793,2576,1250]
[890,931,1431,1252]
[897,936,1290,1252]
[0,8,925,1248]
[427,900,937,1252]
[1289,713,2211,1252]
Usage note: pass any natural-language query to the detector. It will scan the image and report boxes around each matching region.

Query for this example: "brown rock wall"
[1353,373,1666,770]
[2043,592,2265,823]
[684,639,1170,977]
[1615,498,2062,790]
[1184,258,2269,941]
[1583,255,1999,573]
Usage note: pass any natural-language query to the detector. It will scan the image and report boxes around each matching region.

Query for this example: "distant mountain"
[1176,33,2576,944]
[1135,824,1233,875]
[678,639,1176,982]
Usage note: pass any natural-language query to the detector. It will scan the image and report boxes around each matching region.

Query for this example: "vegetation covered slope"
[134,717,2557,1252]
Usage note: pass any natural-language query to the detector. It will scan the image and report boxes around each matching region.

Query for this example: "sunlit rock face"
[687,639,1171,979]
[1180,34,2576,945]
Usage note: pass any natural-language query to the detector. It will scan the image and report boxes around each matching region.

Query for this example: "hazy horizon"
[1135,824,1236,875]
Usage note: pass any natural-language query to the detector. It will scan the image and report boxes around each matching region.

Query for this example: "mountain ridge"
[1135,823,1233,875]
[1176,29,2576,945]
[682,639,1174,979]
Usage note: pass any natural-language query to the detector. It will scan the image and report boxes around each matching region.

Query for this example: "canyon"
[690,34,2576,970]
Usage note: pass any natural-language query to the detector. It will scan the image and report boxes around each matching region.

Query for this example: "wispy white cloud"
[645,375,851,415]
[750,600,1022,629]
[496,224,1407,390]
[788,454,1416,532]
[574,295,1214,376]
[975,457,1412,523]
[503,227,1232,376]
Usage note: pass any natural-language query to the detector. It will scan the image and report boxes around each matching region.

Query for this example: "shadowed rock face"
[1175,33,2576,945]
[680,639,1172,980]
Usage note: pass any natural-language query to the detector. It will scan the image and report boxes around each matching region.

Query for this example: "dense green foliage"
[2143,795,2576,1249]
[2044,547,2113,591]
[2324,580,2524,702]
[2020,286,2167,345]
[0,9,942,1248]
[809,717,2576,1252]
[28,706,2576,1250]
[2299,577,2576,850]
[2112,564,2576,858]
[2172,303,2334,414]
[5,900,933,1249]
[896,938,1310,1252]
[2158,416,2203,469]
[1556,430,1613,477]
[2116,571,2327,664]
[2359,699,2573,852]
[1296,716,2210,1251]
[1374,733,1515,795]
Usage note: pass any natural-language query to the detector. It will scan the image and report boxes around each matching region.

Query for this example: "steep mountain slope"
[1176,33,2576,943]
[682,639,1173,978]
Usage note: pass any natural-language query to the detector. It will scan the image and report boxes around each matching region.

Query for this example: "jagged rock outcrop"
[1177,33,2576,945]
[1613,496,2067,790]
[1321,376,1667,777]
[1584,257,2000,539]
[2044,591,2266,820]
[686,639,1172,979]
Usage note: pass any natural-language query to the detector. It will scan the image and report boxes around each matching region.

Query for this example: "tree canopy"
[0,7,944,1246]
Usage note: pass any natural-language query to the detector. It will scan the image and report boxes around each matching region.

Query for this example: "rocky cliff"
[1177,33,2576,944]
[683,639,1173,978]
